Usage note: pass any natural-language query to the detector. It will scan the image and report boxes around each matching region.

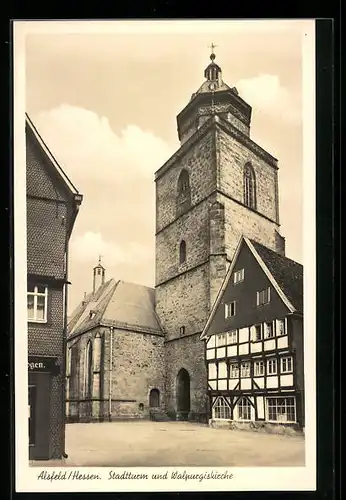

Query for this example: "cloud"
[30,105,170,307]
[236,74,301,125]
[32,104,173,187]
[70,231,154,266]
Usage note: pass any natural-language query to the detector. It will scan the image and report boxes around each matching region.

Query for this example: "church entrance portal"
[149,388,160,408]
[176,368,190,421]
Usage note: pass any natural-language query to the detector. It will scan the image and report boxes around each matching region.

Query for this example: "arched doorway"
[176,369,190,421]
[149,388,160,408]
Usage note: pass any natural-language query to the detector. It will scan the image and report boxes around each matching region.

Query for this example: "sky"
[23,20,313,314]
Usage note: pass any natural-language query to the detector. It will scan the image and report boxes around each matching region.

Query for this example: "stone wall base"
[209,419,304,436]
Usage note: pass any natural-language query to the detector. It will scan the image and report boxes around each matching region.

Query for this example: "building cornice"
[67,319,164,341]
[164,331,203,344]
[155,188,279,237]
[216,118,278,168]
[154,115,278,182]
[155,116,216,180]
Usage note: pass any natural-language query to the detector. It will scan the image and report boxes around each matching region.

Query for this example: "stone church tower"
[155,49,285,421]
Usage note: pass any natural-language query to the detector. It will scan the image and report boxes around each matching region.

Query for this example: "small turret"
[93,255,105,294]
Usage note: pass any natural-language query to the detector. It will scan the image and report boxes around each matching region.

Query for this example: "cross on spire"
[208,42,217,54]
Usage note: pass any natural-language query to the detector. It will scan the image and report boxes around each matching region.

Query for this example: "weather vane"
[98,254,103,265]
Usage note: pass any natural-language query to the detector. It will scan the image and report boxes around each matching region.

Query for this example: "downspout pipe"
[61,216,70,459]
[109,326,114,421]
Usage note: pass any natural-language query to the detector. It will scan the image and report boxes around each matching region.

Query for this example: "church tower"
[155,47,285,421]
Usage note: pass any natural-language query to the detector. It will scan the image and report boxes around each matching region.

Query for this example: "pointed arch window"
[244,163,257,209]
[176,169,191,216]
[177,169,190,195]
[84,340,93,399]
[179,240,187,264]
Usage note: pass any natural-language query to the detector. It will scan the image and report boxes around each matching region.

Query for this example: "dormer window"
[89,310,96,320]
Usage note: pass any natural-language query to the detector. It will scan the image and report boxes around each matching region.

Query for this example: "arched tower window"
[244,163,257,210]
[179,240,187,264]
[177,169,190,195]
[84,340,93,399]
[176,169,191,216]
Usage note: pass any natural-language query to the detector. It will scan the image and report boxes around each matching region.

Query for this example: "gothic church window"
[176,169,191,216]
[244,163,256,209]
[179,240,187,264]
[84,340,93,398]
[178,169,190,194]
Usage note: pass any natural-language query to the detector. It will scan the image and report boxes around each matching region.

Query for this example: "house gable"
[203,238,293,337]
[26,121,71,204]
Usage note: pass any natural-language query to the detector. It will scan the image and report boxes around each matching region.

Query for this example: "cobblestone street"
[32,421,305,467]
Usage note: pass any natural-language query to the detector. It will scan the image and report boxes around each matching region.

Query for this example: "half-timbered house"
[200,236,304,429]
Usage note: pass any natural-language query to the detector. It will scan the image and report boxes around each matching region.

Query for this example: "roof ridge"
[26,113,80,195]
[249,238,303,268]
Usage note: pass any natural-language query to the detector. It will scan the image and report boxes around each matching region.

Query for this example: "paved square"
[58,421,305,467]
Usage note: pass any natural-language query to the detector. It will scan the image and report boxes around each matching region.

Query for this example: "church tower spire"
[176,46,252,144]
[204,43,222,86]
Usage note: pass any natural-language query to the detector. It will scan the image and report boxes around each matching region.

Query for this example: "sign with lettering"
[28,356,60,375]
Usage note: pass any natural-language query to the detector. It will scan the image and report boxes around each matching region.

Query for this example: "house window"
[280,356,293,373]
[254,324,262,341]
[276,319,286,335]
[254,360,264,376]
[216,333,226,347]
[267,358,277,375]
[233,269,244,284]
[266,397,296,423]
[244,163,256,209]
[237,397,252,420]
[229,363,239,378]
[213,396,231,420]
[179,240,187,264]
[27,285,48,323]
[257,287,271,306]
[225,301,236,318]
[240,362,250,378]
[264,322,274,338]
[227,330,237,344]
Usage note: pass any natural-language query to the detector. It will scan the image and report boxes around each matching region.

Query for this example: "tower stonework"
[155,51,285,421]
